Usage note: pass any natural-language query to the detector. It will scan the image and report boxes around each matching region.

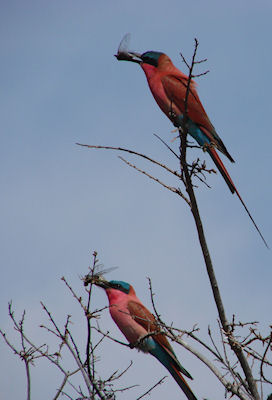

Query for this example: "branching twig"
[76,143,182,179]
[260,332,272,384]
[118,156,190,204]
[93,323,130,348]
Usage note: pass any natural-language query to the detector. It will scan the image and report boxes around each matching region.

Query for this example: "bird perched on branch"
[115,35,268,248]
[93,277,197,400]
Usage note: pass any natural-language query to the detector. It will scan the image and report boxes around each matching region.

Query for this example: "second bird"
[94,278,197,400]
[116,43,267,248]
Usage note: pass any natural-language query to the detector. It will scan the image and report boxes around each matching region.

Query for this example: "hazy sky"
[1,1,271,399]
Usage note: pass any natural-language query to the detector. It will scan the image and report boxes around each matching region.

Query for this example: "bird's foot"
[202,142,215,152]
[170,132,179,142]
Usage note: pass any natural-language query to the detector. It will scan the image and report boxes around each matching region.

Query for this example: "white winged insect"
[83,266,118,287]
[115,33,141,63]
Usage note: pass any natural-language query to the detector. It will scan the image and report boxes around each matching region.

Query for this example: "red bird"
[116,43,268,247]
[94,278,197,400]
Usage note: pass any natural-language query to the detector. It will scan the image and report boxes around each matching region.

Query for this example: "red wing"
[127,300,158,332]
[127,301,193,377]
[127,300,178,360]
[161,74,215,137]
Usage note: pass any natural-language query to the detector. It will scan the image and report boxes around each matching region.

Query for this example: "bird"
[94,277,197,400]
[115,45,268,248]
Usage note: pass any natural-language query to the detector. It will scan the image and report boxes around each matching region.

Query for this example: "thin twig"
[53,369,80,400]
[77,143,182,179]
[153,133,180,160]
[86,253,96,380]
[93,323,130,348]
[118,156,190,205]
[260,332,272,384]
[166,331,249,400]
[136,376,167,400]
[208,325,224,361]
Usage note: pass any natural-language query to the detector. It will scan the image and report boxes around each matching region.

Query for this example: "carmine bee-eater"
[94,277,197,400]
[115,36,268,248]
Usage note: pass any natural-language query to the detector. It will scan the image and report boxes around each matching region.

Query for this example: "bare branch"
[118,156,191,205]
[136,376,167,400]
[153,133,180,159]
[86,252,96,381]
[177,38,261,400]
[192,70,209,78]
[93,323,130,348]
[77,142,182,179]
[167,332,250,400]
[53,369,80,400]
[260,332,272,384]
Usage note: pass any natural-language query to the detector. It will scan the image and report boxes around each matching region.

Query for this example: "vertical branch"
[179,40,227,327]
[25,357,31,400]
[18,311,32,400]
[86,251,97,380]
[179,39,260,400]
[84,251,107,400]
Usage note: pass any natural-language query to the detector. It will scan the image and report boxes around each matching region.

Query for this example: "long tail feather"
[170,363,198,400]
[149,342,197,399]
[208,147,269,248]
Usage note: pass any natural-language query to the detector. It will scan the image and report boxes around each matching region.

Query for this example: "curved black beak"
[115,51,142,64]
[83,272,110,289]
[92,276,111,289]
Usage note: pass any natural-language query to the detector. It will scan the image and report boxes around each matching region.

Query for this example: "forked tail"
[150,340,197,399]
[168,362,197,400]
[208,147,269,248]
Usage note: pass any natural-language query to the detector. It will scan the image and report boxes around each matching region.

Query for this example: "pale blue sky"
[1,1,271,399]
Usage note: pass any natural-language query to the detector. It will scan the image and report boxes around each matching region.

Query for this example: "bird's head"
[93,277,132,294]
[115,34,173,71]
[115,49,166,66]
[116,49,174,77]
[138,51,164,67]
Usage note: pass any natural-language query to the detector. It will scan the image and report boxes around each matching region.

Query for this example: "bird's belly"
[149,80,211,147]
[111,308,147,344]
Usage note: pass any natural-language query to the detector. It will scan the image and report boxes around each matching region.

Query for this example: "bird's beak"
[115,50,142,64]
[91,276,111,289]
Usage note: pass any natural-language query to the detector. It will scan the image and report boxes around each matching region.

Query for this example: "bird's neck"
[105,288,128,306]
[141,64,175,119]
[141,63,158,81]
